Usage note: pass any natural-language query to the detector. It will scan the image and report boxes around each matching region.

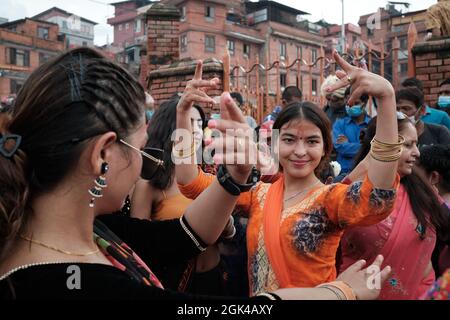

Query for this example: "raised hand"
[326,50,394,106]
[207,92,256,183]
[176,61,220,114]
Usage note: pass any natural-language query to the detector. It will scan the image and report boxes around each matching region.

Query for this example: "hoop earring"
[89,162,109,208]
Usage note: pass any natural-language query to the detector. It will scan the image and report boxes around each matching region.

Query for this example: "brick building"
[359,3,428,85]
[321,23,362,56]
[108,0,154,48]
[159,0,325,101]
[32,7,97,48]
[0,18,65,99]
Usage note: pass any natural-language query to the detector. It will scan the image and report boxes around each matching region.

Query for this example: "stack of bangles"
[369,135,405,162]
[172,141,195,159]
[316,281,357,300]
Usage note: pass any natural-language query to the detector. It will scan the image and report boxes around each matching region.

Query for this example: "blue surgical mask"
[345,104,363,118]
[146,110,154,122]
[438,95,450,109]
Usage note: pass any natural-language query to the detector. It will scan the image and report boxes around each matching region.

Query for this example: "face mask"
[146,110,154,122]
[407,106,422,124]
[438,95,450,109]
[345,105,363,118]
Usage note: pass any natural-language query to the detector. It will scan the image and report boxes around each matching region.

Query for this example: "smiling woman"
[176,51,402,296]
[340,115,450,299]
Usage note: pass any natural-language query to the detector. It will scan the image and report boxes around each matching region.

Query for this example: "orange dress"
[152,191,192,221]
[179,170,400,296]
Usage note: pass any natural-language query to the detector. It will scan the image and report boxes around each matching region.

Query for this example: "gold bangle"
[371,135,405,147]
[172,142,195,159]
[318,285,345,300]
[319,281,357,300]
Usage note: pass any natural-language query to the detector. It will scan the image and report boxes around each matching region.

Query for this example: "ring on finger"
[347,75,353,83]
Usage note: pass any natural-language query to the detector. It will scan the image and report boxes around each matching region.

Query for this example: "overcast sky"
[0,0,437,46]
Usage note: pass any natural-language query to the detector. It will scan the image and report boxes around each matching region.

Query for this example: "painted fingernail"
[208,120,217,128]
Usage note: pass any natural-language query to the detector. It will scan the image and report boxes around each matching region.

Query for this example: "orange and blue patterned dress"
[179,170,400,296]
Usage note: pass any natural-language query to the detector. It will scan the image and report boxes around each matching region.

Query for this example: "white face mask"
[408,115,417,124]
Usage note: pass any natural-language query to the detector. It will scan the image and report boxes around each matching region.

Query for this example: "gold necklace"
[284,180,321,202]
[19,235,100,257]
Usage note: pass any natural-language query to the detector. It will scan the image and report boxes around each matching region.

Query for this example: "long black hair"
[353,117,450,239]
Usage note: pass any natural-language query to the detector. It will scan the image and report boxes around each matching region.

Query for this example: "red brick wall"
[413,39,450,107]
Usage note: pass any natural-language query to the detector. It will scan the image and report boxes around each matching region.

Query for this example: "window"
[205,35,215,52]
[297,75,303,91]
[119,24,122,31]
[399,37,408,50]
[297,46,302,60]
[312,79,318,96]
[399,63,408,74]
[227,40,235,56]
[205,5,215,19]
[38,27,49,40]
[181,6,186,21]
[39,52,52,65]
[243,43,250,57]
[352,35,357,44]
[10,79,23,94]
[125,23,130,30]
[311,48,317,62]
[280,42,286,60]
[62,21,68,29]
[180,34,188,52]
[82,41,88,46]
[135,19,141,33]
[280,74,286,89]
[127,50,135,63]
[367,27,374,37]
[6,48,30,67]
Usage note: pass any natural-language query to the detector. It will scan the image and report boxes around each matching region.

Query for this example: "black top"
[0,214,254,300]
[418,123,450,147]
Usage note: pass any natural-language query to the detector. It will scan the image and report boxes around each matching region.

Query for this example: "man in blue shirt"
[402,77,450,129]
[332,89,371,182]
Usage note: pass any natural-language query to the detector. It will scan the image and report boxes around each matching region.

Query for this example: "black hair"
[402,77,424,91]
[0,47,145,260]
[396,87,424,109]
[353,117,449,240]
[273,101,332,175]
[146,98,178,190]
[440,78,450,87]
[230,92,243,106]
[282,86,303,103]
[344,86,369,103]
[417,144,450,193]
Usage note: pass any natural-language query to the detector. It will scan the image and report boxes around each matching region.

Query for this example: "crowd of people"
[0,46,449,301]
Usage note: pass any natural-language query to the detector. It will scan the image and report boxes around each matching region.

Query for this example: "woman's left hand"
[326,50,394,106]
[336,254,392,300]
[176,61,220,114]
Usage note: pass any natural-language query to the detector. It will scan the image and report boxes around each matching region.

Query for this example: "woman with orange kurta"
[175,51,402,296]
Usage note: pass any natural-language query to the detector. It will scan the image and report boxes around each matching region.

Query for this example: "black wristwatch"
[216,165,260,196]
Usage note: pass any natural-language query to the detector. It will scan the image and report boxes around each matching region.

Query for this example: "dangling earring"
[89,162,109,208]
